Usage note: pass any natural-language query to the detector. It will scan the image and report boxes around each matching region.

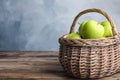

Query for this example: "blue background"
[0,0,120,51]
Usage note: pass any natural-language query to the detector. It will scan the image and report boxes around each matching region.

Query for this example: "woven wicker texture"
[59,8,120,78]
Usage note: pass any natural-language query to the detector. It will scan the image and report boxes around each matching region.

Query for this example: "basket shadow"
[39,62,95,80]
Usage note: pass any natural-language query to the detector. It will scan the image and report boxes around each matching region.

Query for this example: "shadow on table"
[40,62,95,80]
[42,69,95,80]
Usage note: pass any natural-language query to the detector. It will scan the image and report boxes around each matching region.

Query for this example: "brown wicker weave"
[58,8,120,78]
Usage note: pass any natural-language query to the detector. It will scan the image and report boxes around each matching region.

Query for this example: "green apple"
[79,20,88,36]
[101,20,113,37]
[67,32,81,39]
[100,37,106,39]
[81,20,104,39]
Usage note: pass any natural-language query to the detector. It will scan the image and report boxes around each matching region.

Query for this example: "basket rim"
[59,34,120,47]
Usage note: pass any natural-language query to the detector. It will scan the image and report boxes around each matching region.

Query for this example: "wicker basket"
[58,8,120,78]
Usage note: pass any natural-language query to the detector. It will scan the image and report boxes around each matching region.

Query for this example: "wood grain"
[0,51,119,80]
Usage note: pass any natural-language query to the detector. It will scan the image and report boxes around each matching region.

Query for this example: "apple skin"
[101,21,113,37]
[67,32,81,39]
[79,20,88,37]
[81,20,104,39]
[100,37,106,39]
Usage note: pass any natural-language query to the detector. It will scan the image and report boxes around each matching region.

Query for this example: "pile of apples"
[67,20,113,39]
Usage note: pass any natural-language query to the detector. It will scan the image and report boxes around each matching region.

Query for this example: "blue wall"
[0,0,120,51]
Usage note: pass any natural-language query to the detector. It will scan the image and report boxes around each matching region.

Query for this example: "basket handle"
[69,8,118,36]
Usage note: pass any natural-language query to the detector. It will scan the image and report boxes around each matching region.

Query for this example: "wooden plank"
[0,51,119,80]
[0,51,58,57]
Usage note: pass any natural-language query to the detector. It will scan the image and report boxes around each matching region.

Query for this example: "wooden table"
[0,51,120,80]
